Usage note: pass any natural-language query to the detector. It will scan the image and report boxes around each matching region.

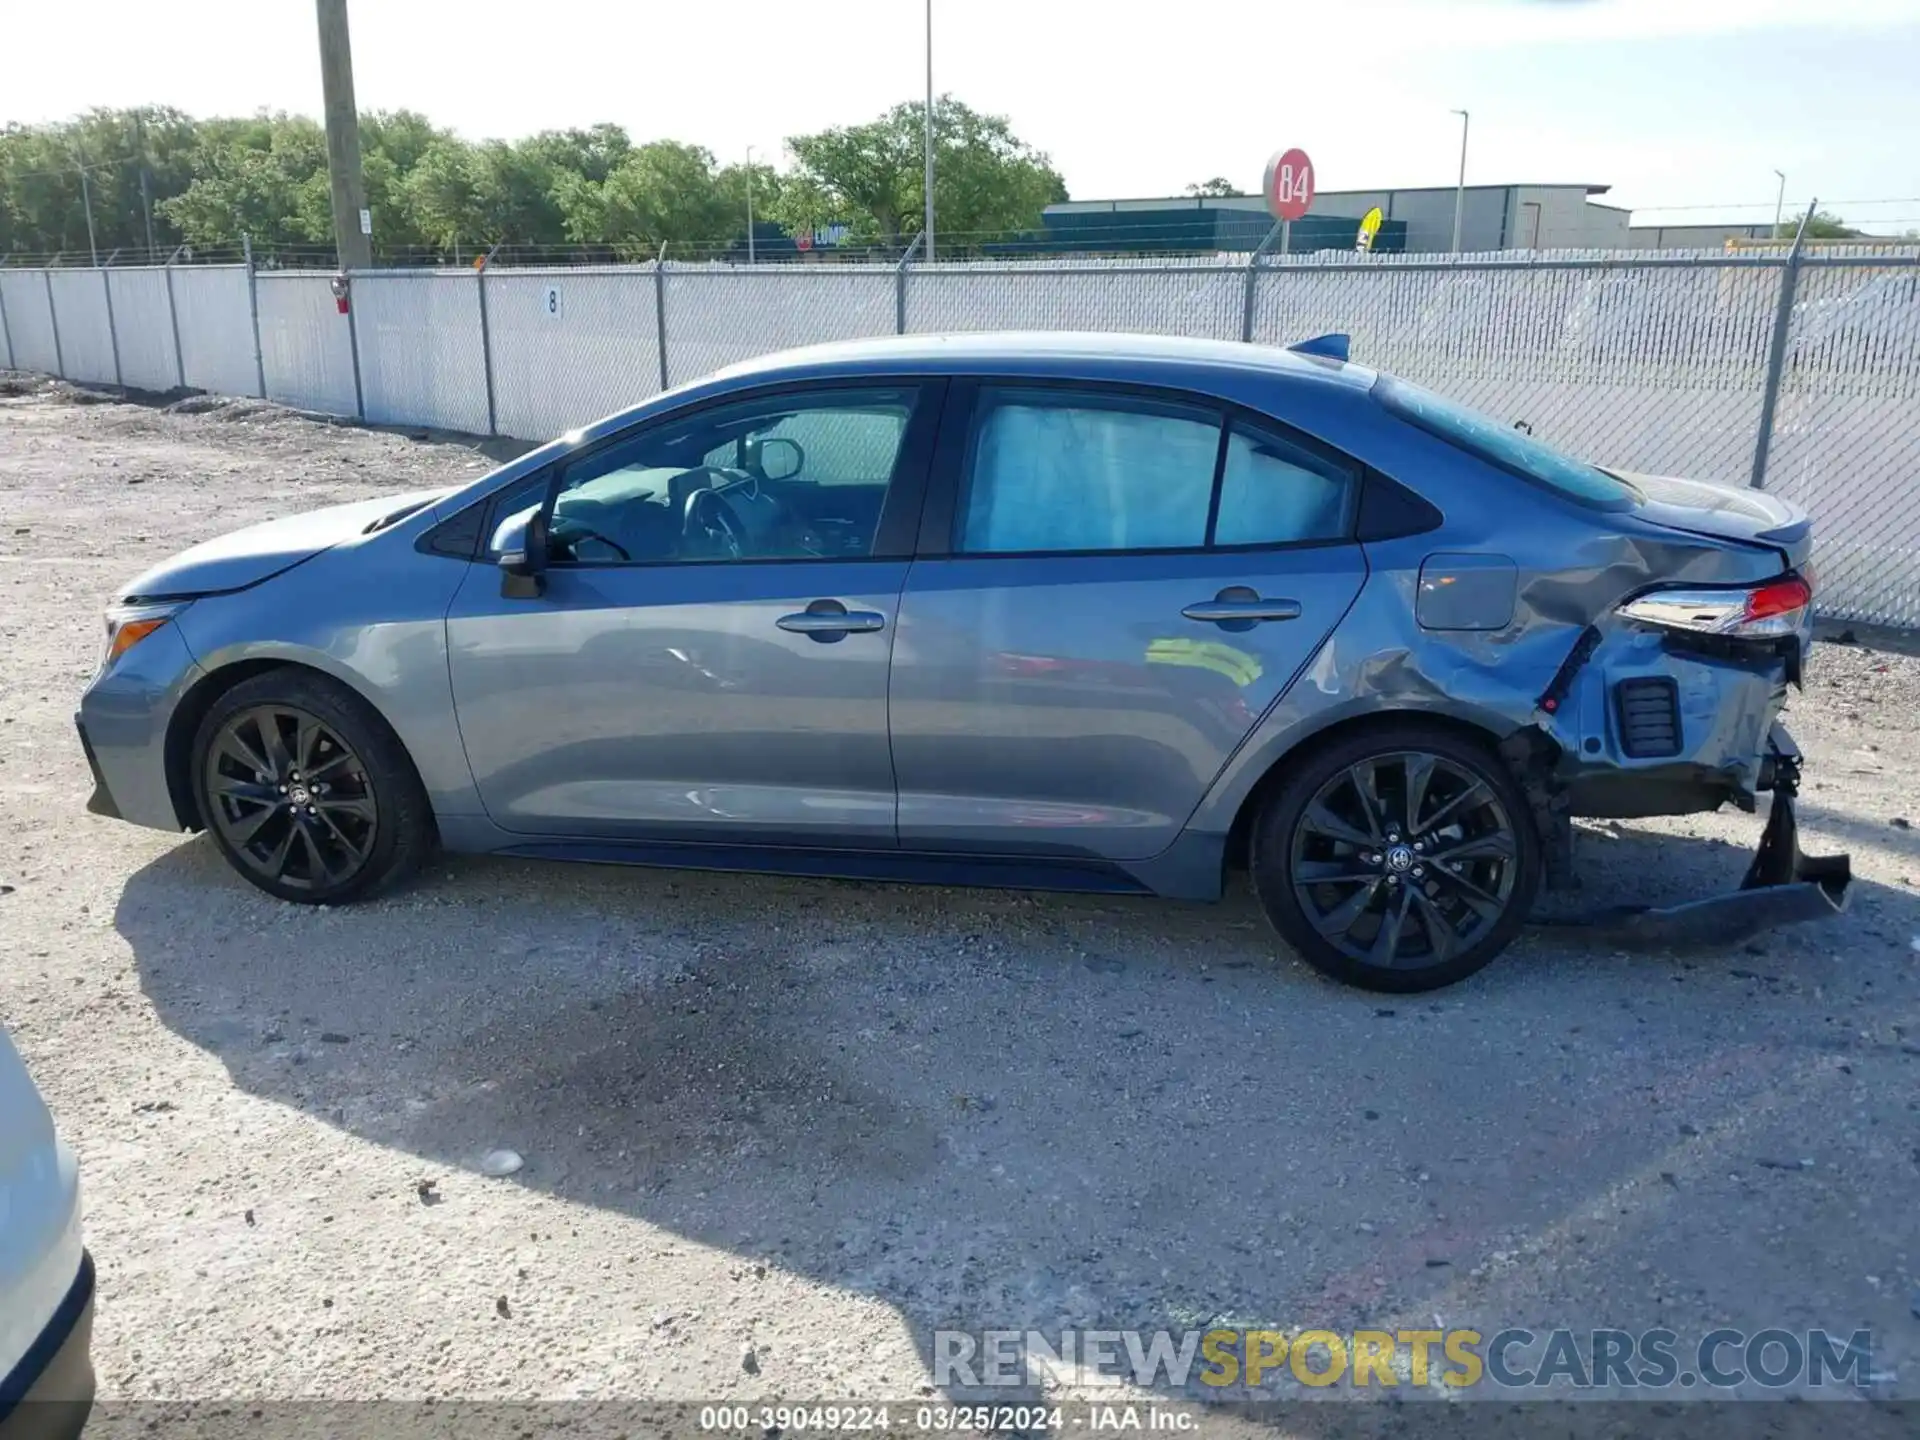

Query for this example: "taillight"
[1617,572,1812,640]
[1744,574,1813,624]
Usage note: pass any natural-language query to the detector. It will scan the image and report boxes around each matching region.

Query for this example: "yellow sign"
[1356,206,1384,253]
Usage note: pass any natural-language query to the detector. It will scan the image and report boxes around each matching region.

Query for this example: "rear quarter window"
[1376,376,1638,511]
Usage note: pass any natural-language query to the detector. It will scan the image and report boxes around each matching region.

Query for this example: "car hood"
[118,488,454,602]
[1610,470,1812,568]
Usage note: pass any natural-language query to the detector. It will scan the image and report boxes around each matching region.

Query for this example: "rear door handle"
[1182,587,1302,625]
[776,600,887,641]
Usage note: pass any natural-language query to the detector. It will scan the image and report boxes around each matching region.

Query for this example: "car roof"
[707,331,1379,393]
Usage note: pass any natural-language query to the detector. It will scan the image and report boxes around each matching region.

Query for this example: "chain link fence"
[3,247,1917,628]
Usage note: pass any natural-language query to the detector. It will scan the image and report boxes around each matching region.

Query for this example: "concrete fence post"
[43,269,65,378]
[476,261,498,436]
[163,248,187,390]
[243,235,267,398]
[345,271,366,423]
[1749,200,1817,491]
[0,263,15,372]
[895,231,924,335]
[101,264,124,388]
[654,243,670,391]
[1242,222,1285,344]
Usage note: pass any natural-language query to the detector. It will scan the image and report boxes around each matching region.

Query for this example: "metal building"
[1044,183,1634,254]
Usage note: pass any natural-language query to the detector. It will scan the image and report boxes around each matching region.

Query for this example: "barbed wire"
[7,211,1919,271]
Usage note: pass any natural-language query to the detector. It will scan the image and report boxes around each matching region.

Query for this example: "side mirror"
[495,506,549,599]
[752,436,804,482]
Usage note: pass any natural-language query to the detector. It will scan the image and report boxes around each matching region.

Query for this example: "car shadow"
[116,820,1920,1407]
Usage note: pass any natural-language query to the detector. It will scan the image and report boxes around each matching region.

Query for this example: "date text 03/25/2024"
[698,1404,1196,1431]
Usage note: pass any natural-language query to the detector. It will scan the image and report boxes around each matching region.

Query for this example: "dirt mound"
[162,393,289,422]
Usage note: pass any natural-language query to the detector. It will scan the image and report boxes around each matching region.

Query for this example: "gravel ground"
[1,377,1917,1425]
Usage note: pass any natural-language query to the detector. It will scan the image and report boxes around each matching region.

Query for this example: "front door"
[447,381,940,844]
[890,383,1369,861]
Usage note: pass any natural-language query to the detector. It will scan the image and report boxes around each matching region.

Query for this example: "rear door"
[889,380,1368,861]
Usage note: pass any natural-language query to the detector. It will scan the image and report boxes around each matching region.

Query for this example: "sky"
[4,0,1919,234]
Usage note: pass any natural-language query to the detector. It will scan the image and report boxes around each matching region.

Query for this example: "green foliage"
[560,141,736,258]
[775,95,1067,248]
[1186,177,1243,198]
[0,98,1069,262]
[1,107,199,257]
[158,113,332,251]
[1786,210,1861,240]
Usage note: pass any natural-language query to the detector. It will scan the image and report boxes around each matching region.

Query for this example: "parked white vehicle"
[0,1026,93,1440]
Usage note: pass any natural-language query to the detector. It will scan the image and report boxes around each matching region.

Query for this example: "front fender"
[174,545,484,820]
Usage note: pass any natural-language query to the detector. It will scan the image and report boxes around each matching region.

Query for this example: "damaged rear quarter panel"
[1182,414,1794,840]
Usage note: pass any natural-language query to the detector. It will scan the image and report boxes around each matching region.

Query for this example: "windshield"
[1376,376,1639,511]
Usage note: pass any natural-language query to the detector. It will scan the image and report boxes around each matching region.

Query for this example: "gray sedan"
[76,333,1845,991]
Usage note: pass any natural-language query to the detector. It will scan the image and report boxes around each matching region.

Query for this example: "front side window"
[518,387,921,565]
[1377,376,1638,510]
[957,389,1222,554]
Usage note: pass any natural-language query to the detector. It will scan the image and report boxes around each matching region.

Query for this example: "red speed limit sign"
[1264,148,1316,221]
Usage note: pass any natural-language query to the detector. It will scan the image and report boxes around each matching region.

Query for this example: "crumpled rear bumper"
[1539,724,1851,948]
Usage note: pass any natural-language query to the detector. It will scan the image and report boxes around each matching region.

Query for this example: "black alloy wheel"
[191,670,435,904]
[203,705,378,892]
[1252,725,1539,992]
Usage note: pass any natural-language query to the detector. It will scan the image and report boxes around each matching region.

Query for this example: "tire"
[189,668,435,904]
[1250,722,1539,992]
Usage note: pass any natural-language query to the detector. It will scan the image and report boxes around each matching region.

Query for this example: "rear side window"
[958,389,1220,553]
[1214,424,1354,546]
[1377,376,1637,511]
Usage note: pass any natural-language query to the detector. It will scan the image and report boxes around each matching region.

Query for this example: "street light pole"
[75,157,99,266]
[746,145,756,265]
[924,0,936,263]
[1772,169,1786,240]
[1449,109,1470,254]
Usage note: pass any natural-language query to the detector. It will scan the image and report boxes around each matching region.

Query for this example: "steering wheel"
[683,486,746,560]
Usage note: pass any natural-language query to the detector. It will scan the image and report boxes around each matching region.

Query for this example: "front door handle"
[1181,586,1302,626]
[776,599,887,642]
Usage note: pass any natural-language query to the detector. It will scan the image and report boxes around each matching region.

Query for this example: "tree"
[158,113,332,252]
[400,140,483,254]
[1783,209,1862,240]
[560,141,733,258]
[0,98,1068,262]
[0,107,199,257]
[1185,177,1243,198]
[775,96,1067,249]
[716,157,785,243]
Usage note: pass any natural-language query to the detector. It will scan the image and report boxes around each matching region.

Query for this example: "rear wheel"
[190,670,434,904]
[1250,724,1539,992]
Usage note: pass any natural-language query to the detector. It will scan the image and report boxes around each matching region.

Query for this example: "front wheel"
[190,670,435,904]
[1250,724,1540,992]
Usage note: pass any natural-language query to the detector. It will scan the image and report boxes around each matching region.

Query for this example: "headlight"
[100,601,185,671]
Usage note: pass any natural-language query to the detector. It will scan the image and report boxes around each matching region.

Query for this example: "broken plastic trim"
[1532,746,1851,949]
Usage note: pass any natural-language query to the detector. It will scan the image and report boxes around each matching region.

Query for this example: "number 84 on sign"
[1264,147,1316,223]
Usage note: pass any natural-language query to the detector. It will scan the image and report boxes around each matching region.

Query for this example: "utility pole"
[745,145,756,264]
[1449,109,1470,254]
[1772,169,1786,240]
[923,0,936,262]
[135,112,157,260]
[316,0,373,270]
